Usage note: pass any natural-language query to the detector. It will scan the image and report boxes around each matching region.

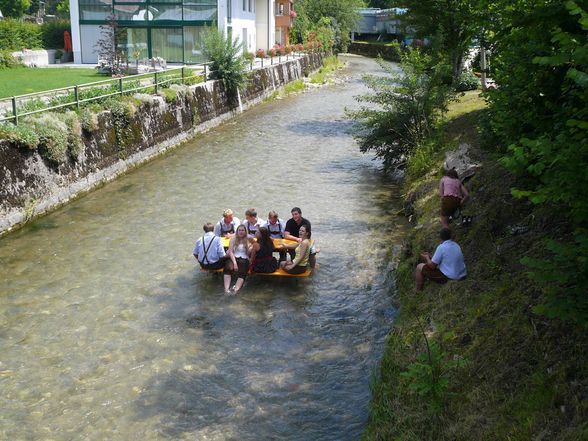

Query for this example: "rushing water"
[0,55,406,440]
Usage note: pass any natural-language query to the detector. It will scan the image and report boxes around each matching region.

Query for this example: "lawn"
[0,67,105,98]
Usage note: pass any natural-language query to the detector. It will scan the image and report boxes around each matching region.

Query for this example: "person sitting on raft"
[242,208,261,238]
[249,227,279,273]
[193,222,226,270]
[284,207,317,268]
[214,208,241,238]
[262,210,286,239]
[440,168,469,228]
[280,225,312,274]
[224,224,251,294]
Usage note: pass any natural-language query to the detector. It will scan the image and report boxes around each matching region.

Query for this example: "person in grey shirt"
[194,223,227,270]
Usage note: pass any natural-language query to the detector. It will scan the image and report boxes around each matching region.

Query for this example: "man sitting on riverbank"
[415,228,466,291]
[194,223,227,269]
[214,209,241,237]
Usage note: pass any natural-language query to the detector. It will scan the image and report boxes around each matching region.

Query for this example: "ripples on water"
[0,55,406,440]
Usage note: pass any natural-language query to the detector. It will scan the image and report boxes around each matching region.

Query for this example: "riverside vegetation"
[353,1,588,439]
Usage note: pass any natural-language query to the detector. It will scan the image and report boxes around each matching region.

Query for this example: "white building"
[69,0,271,64]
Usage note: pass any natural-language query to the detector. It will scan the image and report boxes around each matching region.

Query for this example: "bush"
[454,70,479,92]
[0,19,43,51]
[0,123,40,149]
[255,48,267,59]
[0,50,23,69]
[201,28,249,104]
[348,50,454,170]
[41,20,71,50]
[25,114,69,163]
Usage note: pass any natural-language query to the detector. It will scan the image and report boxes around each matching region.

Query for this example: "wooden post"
[119,77,123,95]
[11,97,17,126]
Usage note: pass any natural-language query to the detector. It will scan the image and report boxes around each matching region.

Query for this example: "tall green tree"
[0,0,32,18]
[292,0,363,51]
[484,0,588,322]
[391,0,484,84]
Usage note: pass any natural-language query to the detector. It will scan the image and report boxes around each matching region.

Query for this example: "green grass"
[363,92,588,440]
[0,67,105,98]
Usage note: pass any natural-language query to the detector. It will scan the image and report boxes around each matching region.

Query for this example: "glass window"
[151,27,183,62]
[242,0,246,11]
[79,0,112,20]
[119,27,148,62]
[183,4,216,21]
[150,4,182,21]
[183,26,207,63]
[114,4,149,21]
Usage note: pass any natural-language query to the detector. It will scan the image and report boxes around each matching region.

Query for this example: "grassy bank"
[363,92,588,440]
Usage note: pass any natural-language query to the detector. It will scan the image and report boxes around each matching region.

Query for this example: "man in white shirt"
[261,210,286,239]
[415,228,466,291]
[213,209,241,237]
[194,223,227,269]
[242,208,261,238]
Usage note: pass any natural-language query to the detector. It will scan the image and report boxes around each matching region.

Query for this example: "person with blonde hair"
[223,224,251,293]
[214,208,241,237]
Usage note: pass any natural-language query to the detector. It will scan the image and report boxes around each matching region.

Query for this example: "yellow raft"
[201,237,314,277]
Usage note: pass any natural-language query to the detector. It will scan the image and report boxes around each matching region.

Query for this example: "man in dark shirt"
[284,207,311,242]
[284,207,316,267]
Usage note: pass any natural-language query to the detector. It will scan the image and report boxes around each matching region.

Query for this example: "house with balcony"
[69,0,259,64]
[254,0,293,51]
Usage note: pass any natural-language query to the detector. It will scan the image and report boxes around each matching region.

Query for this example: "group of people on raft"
[193,207,317,294]
[415,168,469,291]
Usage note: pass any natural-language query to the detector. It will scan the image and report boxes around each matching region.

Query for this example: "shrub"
[78,108,99,132]
[62,111,83,158]
[454,70,479,92]
[0,19,43,51]
[41,20,71,50]
[255,48,267,58]
[25,114,69,163]
[201,27,250,104]
[348,50,454,169]
[0,123,40,149]
[243,51,255,62]
[0,50,23,69]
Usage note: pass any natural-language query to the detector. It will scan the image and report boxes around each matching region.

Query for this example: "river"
[0,55,406,440]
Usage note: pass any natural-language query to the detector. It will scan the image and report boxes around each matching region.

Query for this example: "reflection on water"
[0,55,406,440]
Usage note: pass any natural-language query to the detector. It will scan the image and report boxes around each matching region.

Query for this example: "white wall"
[80,25,102,64]
[218,0,257,53]
[69,0,82,63]
[255,0,274,51]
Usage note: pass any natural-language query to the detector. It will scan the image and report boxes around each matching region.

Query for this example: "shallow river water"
[0,55,406,440]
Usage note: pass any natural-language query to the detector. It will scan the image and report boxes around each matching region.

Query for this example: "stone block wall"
[0,53,324,235]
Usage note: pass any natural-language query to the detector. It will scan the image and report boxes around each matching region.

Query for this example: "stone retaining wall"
[0,53,324,235]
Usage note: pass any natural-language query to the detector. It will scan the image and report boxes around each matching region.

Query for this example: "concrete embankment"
[0,53,324,236]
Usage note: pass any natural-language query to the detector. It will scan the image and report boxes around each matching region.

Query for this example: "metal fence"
[0,52,306,126]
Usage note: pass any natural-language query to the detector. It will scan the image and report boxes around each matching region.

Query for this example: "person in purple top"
[415,228,467,291]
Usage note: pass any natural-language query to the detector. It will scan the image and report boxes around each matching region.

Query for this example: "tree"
[391,0,485,84]
[348,50,453,169]
[0,0,31,18]
[201,28,249,105]
[291,0,363,51]
[94,15,127,75]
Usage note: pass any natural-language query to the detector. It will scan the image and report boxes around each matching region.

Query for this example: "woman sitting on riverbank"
[440,168,469,228]
[224,224,251,294]
[279,226,312,274]
[249,227,279,273]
